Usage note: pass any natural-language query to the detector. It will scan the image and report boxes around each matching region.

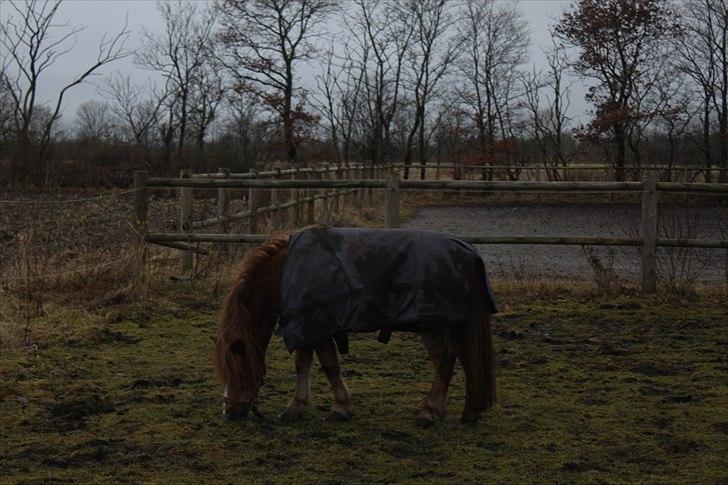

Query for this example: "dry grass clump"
[0,241,146,348]
[0,189,384,350]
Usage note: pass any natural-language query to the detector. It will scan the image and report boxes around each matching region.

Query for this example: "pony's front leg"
[416,333,456,426]
[315,338,353,421]
[279,347,314,420]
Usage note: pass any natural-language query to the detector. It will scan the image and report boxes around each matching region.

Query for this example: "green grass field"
[1,282,727,483]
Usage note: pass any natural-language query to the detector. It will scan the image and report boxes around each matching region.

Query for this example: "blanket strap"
[377,328,393,344]
[378,310,401,344]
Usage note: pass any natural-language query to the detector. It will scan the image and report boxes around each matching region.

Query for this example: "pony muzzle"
[223,403,250,420]
[223,400,263,421]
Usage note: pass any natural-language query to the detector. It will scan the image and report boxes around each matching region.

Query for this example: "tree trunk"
[613,122,626,182]
[703,96,713,183]
[283,109,296,163]
[284,66,297,163]
[720,28,728,183]
[178,90,187,152]
[418,112,426,180]
[197,128,205,155]
[477,116,488,181]
[403,112,421,180]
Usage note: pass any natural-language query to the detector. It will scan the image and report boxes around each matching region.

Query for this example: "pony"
[213,233,496,425]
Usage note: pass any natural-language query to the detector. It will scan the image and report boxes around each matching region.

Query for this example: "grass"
[2,189,726,482]
[1,280,726,483]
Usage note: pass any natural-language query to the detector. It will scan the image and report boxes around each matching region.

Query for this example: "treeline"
[1,0,727,186]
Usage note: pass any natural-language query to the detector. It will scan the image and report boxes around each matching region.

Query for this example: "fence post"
[320,166,327,209]
[249,171,258,234]
[133,170,147,232]
[356,163,362,206]
[288,165,301,227]
[334,163,341,211]
[641,173,658,293]
[270,168,280,230]
[217,167,229,253]
[344,163,351,204]
[306,169,315,224]
[179,168,193,274]
[368,163,374,202]
[459,163,466,200]
[385,173,400,229]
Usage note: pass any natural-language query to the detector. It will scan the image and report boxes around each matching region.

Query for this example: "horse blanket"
[277,227,497,353]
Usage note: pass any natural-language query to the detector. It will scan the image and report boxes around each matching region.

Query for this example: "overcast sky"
[1,0,586,124]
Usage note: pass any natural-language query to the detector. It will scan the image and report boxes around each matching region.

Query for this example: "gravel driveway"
[404,203,727,282]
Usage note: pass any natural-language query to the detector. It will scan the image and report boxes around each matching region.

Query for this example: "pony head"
[213,302,267,419]
[212,237,288,419]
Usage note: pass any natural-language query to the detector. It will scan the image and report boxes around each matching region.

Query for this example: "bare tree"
[707,0,728,183]
[75,100,114,141]
[0,71,17,149]
[216,0,333,163]
[189,59,226,155]
[521,40,575,180]
[457,0,529,180]
[0,0,128,183]
[397,0,459,179]
[221,90,269,169]
[100,73,169,169]
[675,0,728,182]
[136,1,216,154]
[345,0,414,165]
[312,43,365,161]
[652,80,695,180]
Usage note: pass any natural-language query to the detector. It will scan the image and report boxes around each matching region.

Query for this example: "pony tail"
[460,260,497,416]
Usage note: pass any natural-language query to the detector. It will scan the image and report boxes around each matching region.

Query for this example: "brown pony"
[213,235,496,424]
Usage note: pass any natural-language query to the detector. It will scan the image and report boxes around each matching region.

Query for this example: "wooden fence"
[386,162,721,183]
[133,165,728,293]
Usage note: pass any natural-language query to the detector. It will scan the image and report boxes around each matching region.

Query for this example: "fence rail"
[192,163,721,175]
[146,177,385,189]
[134,167,727,294]
[146,176,728,194]
[144,232,728,249]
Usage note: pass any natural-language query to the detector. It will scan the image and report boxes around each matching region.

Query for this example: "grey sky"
[1,0,586,125]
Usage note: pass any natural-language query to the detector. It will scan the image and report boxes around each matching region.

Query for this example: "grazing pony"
[213,229,496,425]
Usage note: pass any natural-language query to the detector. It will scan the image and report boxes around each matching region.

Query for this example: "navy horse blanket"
[277,227,497,353]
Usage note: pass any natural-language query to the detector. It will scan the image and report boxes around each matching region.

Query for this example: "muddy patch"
[46,391,116,431]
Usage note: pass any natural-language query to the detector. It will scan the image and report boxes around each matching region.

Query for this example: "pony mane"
[213,236,289,393]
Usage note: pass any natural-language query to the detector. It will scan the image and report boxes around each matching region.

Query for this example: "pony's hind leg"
[416,332,456,426]
[280,347,314,420]
[315,338,353,421]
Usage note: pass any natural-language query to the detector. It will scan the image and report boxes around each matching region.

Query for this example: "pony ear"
[230,338,246,356]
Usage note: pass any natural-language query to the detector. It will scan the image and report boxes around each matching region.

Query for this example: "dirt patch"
[47,391,116,431]
[404,203,727,282]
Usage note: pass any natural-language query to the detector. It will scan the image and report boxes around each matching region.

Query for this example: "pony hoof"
[415,415,436,428]
[279,406,307,421]
[460,410,479,424]
[326,409,352,422]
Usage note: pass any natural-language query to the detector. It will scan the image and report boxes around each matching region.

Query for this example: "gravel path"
[404,203,727,282]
